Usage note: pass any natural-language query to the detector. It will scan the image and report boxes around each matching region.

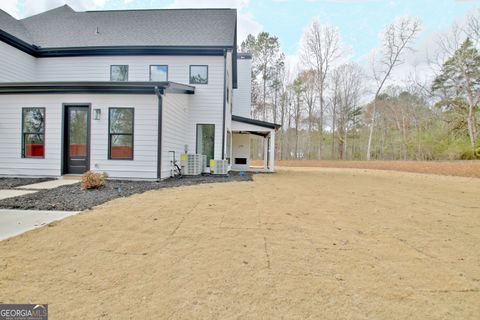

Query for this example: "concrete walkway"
[16,179,79,190]
[0,189,37,200]
[0,209,79,241]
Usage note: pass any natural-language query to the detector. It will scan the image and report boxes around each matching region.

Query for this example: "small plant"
[81,170,108,189]
[475,146,480,159]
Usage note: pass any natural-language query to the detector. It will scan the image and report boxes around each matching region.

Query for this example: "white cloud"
[0,0,20,18]
[167,0,263,44]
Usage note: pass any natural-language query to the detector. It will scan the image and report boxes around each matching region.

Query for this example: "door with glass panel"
[64,105,90,174]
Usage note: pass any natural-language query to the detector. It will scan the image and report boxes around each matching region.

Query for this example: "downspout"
[155,86,163,180]
[222,49,227,160]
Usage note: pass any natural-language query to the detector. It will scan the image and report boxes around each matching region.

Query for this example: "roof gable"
[2,5,236,49]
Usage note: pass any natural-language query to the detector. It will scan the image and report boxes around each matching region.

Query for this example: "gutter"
[221,49,227,160]
[155,86,164,180]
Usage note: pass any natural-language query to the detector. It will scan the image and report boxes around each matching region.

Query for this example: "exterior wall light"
[93,109,101,120]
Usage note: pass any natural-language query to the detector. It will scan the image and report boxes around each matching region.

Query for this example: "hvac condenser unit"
[181,154,204,175]
[210,159,228,175]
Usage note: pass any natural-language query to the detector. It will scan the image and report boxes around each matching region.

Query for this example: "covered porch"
[230,116,281,173]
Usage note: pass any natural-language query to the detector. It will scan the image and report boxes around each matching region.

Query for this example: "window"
[109,108,134,160]
[150,65,168,81]
[110,65,128,81]
[22,108,45,158]
[196,124,215,166]
[190,65,208,84]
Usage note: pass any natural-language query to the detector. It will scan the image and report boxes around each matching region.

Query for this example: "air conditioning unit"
[181,153,203,175]
[210,159,228,175]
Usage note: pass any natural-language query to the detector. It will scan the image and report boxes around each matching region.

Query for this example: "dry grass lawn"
[255,159,480,178]
[1,167,479,319]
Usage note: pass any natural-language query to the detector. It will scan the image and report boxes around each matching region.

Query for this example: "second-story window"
[110,65,128,81]
[189,65,208,84]
[150,65,168,81]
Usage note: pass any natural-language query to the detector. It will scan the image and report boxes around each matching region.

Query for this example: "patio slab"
[16,179,79,190]
[0,209,79,241]
[0,189,37,200]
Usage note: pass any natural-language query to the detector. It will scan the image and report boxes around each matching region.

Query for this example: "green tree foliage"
[241,32,285,120]
[433,38,480,151]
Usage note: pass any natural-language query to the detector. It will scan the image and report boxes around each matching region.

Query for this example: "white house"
[0,5,280,180]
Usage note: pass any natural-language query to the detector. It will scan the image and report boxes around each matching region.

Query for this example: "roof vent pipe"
[95,27,100,35]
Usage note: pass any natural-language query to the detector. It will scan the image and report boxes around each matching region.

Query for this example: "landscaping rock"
[0,173,253,211]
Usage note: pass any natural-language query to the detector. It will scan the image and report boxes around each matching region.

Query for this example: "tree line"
[241,11,480,161]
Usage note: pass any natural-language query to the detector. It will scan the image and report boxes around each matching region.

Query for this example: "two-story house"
[0,5,279,180]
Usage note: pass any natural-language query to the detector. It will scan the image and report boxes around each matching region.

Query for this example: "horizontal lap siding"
[0,95,62,176]
[36,55,226,163]
[0,42,35,82]
[87,95,158,179]
[232,57,252,118]
[0,94,158,179]
[161,94,188,179]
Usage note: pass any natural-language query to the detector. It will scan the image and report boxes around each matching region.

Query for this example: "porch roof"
[232,115,281,130]
[0,81,195,95]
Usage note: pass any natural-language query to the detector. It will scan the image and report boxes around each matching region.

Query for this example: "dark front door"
[64,105,90,174]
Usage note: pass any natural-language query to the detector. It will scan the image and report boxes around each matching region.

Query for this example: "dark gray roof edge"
[0,31,233,57]
[232,115,281,129]
[238,52,252,59]
[0,81,195,95]
[86,7,237,13]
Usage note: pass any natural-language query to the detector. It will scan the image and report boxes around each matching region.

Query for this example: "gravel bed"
[0,177,54,189]
[0,173,253,211]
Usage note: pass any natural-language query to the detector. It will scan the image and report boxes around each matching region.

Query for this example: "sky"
[1,0,479,79]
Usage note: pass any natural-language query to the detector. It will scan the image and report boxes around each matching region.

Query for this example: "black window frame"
[110,65,129,82]
[108,107,134,160]
[21,107,46,159]
[189,65,209,84]
[196,123,215,167]
[149,65,169,82]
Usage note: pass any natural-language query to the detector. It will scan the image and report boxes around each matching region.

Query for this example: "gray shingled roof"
[0,5,236,48]
[0,10,33,44]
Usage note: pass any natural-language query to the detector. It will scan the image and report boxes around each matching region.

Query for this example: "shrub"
[81,170,108,189]
[475,146,480,159]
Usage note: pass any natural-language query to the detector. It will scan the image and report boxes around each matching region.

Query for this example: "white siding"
[0,42,36,82]
[232,133,251,170]
[161,93,189,179]
[0,51,232,178]
[36,55,226,161]
[232,57,252,118]
[0,94,158,179]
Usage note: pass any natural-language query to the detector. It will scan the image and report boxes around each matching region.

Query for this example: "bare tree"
[466,10,480,45]
[366,17,421,160]
[301,19,342,159]
[298,69,317,158]
[290,76,306,159]
[331,63,364,159]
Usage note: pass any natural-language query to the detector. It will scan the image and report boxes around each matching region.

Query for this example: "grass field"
[0,166,479,319]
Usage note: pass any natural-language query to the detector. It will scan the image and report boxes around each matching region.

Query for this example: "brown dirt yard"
[256,159,480,178]
[1,167,480,319]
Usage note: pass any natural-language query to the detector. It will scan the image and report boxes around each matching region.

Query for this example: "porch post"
[269,130,275,172]
[263,136,268,171]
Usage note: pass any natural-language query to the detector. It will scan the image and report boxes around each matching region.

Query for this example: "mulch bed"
[0,177,54,189]
[0,173,253,211]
